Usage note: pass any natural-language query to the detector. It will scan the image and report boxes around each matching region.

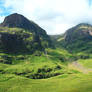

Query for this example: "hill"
[0,14,92,92]
[0,13,53,54]
[54,23,92,53]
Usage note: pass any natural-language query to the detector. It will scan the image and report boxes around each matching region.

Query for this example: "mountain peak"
[0,13,53,53]
[0,13,47,36]
[76,23,92,27]
[8,13,21,16]
[0,13,32,30]
[65,23,92,43]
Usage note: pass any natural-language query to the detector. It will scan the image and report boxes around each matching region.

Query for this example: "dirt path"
[69,61,92,74]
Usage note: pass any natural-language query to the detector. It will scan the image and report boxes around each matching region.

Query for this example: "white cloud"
[0,0,92,34]
[0,16,5,23]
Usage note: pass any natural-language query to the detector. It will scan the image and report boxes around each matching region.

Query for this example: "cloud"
[0,16,5,22]
[0,0,92,34]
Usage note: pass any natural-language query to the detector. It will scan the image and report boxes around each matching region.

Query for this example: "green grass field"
[0,49,92,92]
[78,59,92,68]
[0,73,92,92]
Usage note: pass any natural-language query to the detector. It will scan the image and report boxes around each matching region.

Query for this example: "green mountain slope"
[0,13,53,54]
[1,73,92,92]
[54,23,92,53]
[0,13,92,92]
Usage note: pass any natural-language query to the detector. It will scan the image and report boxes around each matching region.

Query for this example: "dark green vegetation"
[0,13,92,92]
[54,23,92,53]
[0,49,92,92]
[0,13,53,54]
[0,49,71,79]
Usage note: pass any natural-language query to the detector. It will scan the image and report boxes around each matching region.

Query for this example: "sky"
[0,0,92,35]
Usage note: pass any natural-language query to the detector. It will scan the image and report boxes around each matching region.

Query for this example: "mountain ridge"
[52,23,92,53]
[0,13,47,35]
[0,13,53,53]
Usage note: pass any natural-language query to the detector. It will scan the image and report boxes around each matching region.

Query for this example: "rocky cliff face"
[0,13,46,35]
[64,23,92,44]
[55,23,92,53]
[0,13,53,53]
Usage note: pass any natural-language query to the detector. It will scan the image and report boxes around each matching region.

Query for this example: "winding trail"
[69,61,92,74]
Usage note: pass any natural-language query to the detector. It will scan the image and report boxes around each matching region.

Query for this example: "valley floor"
[0,60,92,92]
[68,61,92,74]
[0,73,92,92]
[0,49,92,92]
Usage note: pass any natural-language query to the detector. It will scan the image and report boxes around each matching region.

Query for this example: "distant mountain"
[54,23,92,53]
[0,13,53,54]
[64,23,92,43]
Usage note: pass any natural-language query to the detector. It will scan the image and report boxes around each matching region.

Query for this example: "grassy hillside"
[0,49,72,79]
[53,23,92,54]
[0,48,92,92]
[1,13,92,92]
[0,27,52,54]
[0,71,92,92]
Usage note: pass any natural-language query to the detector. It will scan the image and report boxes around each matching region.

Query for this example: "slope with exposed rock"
[0,13,53,54]
[53,23,92,53]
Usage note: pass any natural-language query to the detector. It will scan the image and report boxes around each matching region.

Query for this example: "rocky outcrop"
[54,23,92,53]
[0,13,53,53]
[64,23,92,44]
[0,13,46,35]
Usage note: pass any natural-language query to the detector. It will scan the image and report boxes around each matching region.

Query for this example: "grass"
[78,59,92,68]
[0,73,92,92]
[0,48,92,92]
[0,49,68,79]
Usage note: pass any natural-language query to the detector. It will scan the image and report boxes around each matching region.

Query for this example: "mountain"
[54,23,92,53]
[0,13,53,54]
[0,13,46,35]
[0,15,92,92]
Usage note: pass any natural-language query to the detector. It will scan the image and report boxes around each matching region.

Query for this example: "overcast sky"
[0,0,92,35]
